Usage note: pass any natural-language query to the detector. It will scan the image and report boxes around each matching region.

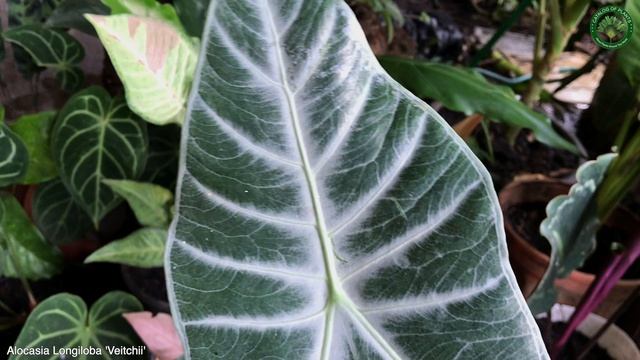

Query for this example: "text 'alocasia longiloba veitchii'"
[167,0,547,359]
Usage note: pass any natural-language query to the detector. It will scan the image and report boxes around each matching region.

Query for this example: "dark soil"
[121,266,169,313]
[536,318,613,360]
[484,124,581,191]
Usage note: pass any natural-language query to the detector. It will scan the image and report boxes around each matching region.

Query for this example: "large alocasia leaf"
[87,14,198,125]
[10,291,144,360]
[167,1,546,359]
[51,86,148,227]
[528,154,616,314]
[380,57,578,153]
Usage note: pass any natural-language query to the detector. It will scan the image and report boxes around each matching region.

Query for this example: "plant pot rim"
[537,304,640,360]
[499,174,640,286]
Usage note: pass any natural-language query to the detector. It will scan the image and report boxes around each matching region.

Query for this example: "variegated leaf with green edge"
[103,179,173,228]
[0,122,28,187]
[51,86,148,227]
[10,291,144,360]
[380,57,578,154]
[85,227,167,267]
[3,25,85,92]
[528,153,617,314]
[9,111,58,184]
[101,0,184,32]
[167,1,547,359]
[87,14,198,125]
[0,193,62,280]
[32,180,92,245]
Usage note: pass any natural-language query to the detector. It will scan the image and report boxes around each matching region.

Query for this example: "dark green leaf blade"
[0,193,62,280]
[46,0,110,34]
[0,123,28,187]
[10,291,144,360]
[167,1,547,359]
[51,86,149,227]
[3,25,85,91]
[380,57,578,153]
[85,227,167,267]
[32,180,92,245]
[9,111,58,184]
[173,0,207,37]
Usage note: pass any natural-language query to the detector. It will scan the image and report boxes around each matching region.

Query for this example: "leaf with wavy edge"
[0,193,62,280]
[3,25,85,92]
[529,154,617,314]
[33,180,92,245]
[167,1,546,359]
[87,14,198,125]
[10,292,144,360]
[51,86,148,227]
[0,123,28,187]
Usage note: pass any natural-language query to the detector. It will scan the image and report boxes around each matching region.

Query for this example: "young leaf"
[0,193,62,280]
[51,86,148,227]
[10,292,144,360]
[9,112,58,184]
[528,154,617,314]
[85,227,167,267]
[380,57,578,153]
[0,123,28,187]
[46,0,110,34]
[101,0,184,31]
[123,312,184,360]
[87,14,198,125]
[167,1,546,358]
[102,179,173,228]
[3,25,85,92]
[32,180,92,245]
[173,0,208,37]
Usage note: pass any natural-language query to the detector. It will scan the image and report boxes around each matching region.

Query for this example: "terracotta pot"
[538,304,640,360]
[499,175,640,318]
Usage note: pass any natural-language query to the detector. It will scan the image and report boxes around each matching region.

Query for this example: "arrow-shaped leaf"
[167,1,547,358]
[51,86,148,227]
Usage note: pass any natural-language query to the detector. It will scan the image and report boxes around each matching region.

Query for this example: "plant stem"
[524,0,548,106]
[551,229,640,358]
[576,286,640,360]
[19,277,37,310]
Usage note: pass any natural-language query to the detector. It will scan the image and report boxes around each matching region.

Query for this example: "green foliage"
[85,227,167,267]
[87,14,197,125]
[51,86,148,227]
[141,124,180,188]
[10,292,144,360]
[102,179,173,228]
[618,0,640,88]
[596,15,627,42]
[8,112,58,184]
[3,25,85,92]
[32,180,92,245]
[528,154,617,314]
[355,0,403,40]
[167,0,545,358]
[0,193,62,280]
[380,57,578,153]
[0,122,28,187]
[46,0,110,34]
[173,0,208,37]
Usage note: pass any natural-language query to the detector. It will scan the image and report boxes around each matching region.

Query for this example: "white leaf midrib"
[263,3,401,359]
